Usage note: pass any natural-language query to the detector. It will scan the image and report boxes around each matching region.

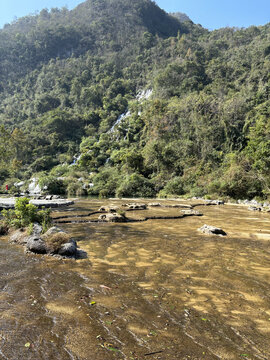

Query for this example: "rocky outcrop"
[0,197,74,210]
[58,240,77,256]
[238,199,263,207]
[248,206,262,212]
[204,200,225,206]
[198,224,227,236]
[126,203,147,210]
[27,235,47,254]
[9,228,29,244]
[99,205,119,212]
[98,213,126,222]
[8,224,77,257]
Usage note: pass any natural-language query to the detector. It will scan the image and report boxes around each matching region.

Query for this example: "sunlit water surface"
[1,199,270,359]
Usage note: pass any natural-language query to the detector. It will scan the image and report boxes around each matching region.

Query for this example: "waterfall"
[109,110,131,133]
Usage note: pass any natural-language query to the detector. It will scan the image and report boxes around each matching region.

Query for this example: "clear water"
[1,199,270,359]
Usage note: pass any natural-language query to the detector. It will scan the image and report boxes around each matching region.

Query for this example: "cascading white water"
[109,110,131,133]
[108,89,153,134]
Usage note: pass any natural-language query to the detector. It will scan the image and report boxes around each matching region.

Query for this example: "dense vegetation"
[0,0,269,200]
[1,197,51,232]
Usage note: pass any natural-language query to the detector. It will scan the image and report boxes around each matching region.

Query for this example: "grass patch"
[44,232,71,253]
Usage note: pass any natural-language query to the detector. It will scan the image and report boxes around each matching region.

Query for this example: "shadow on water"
[1,199,270,359]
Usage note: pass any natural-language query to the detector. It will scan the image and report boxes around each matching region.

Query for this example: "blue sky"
[0,0,269,30]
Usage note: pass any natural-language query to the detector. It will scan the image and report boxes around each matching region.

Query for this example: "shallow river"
[1,199,270,360]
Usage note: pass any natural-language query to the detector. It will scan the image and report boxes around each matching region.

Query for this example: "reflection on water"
[1,199,270,359]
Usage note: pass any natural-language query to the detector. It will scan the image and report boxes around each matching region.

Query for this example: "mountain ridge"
[0,0,269,200]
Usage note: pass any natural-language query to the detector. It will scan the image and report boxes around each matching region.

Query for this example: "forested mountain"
[0,0,269,200]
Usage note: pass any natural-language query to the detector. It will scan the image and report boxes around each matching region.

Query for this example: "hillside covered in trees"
[0,0,269,199]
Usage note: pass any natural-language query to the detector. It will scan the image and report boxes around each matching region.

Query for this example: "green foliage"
[1,197,52,230]
[116,208,126,217]
[161,177,184,196]
[89,167,121,197]
[0,0,269,199]
[66,182,86,196]
[116,173,155,198]
[39,175,66,195]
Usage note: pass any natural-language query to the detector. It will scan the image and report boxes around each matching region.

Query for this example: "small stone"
[181,210,202,216]
[198,224,227,236]
[248,206,262,211]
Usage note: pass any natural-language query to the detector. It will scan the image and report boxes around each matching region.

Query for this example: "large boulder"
[44,226,65,236]
[198,224,227,236]
[26,235,47,254]
[41,227,77,256]
[58,239,77,256]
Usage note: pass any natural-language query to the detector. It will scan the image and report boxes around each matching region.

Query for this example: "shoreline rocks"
[9,224,77,257]
[248,206,262,212]
[0,197,74,210]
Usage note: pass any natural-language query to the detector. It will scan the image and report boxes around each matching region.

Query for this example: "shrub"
[89,167,121,197]
[1,197,52,231]
[116,209,126,217]
[39,175,66,195]
[162,177,184,196]
[44,232,71,253]
[37,208,52,233]
[66,181,86,196]
[116,173,155,198]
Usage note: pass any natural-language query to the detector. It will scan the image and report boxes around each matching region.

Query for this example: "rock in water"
[126,203,147,210]
[99,205,119,212]
[198,224,227,236]
[98,213,126,222]
[27,235,47,254]
[148,203,161,207]
[8,224,77,257]
[181,210,202,216]
[44,226,65,236]
[248,206,262,211]
[58,239,77,256]
[205,200,225,205]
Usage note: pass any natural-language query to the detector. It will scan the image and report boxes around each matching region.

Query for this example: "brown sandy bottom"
[0,199,270,359]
